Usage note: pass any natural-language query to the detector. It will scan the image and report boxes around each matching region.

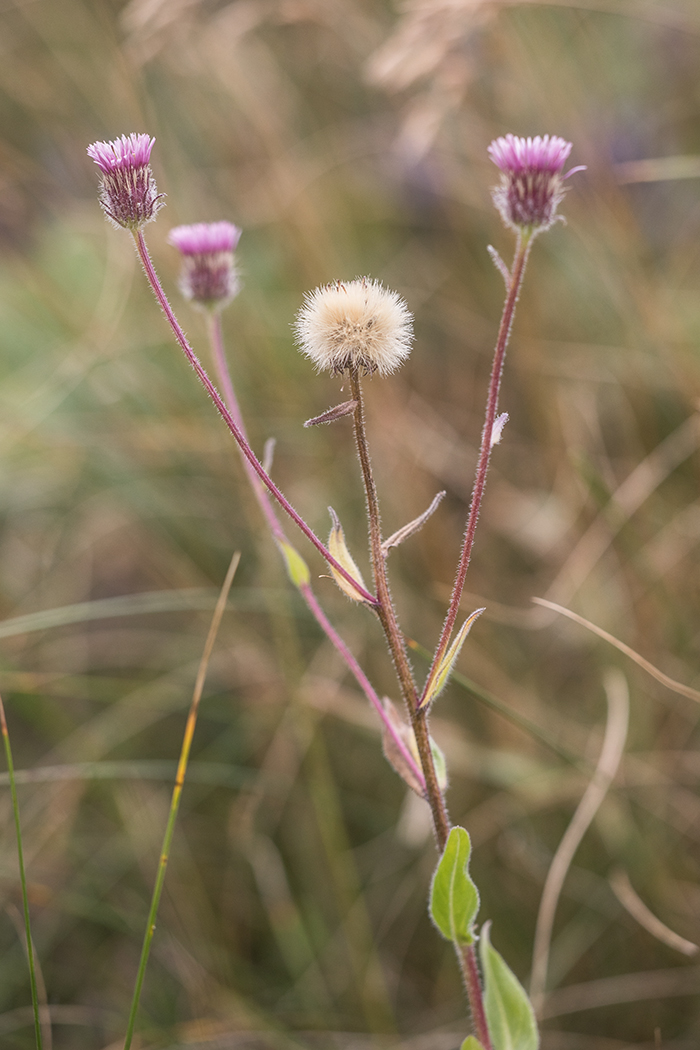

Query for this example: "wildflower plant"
[83,131,584,1050]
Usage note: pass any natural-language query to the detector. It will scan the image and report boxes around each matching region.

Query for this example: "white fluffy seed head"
[294,277,413,376]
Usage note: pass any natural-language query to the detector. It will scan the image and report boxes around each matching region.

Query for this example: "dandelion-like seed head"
[294,278,413,377]
[87,133,164,230]
[488,134,584,233]
[168,222,242,310]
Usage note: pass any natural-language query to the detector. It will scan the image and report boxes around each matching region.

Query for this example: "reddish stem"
[420,233,532,705]
[460,943,494,1050]
[132,231,377,606]
[206,312,425,790]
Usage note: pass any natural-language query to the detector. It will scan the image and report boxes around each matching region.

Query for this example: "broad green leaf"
[327,507,370,603]
[430,826,479,945]
[461,1038,486,1050]
[479,922,539,1050]
[420,608,484,709]
[278,541,310,589]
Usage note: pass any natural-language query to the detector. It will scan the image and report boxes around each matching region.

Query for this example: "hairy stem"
[205,313,425,790]
[132,231,377,606]
[420,232,532,705]
[459,944,494,1050]
[348,368,449,846]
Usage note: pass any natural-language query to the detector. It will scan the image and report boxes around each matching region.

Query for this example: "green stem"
[122,553,239,1050]
[0,694,44,1050]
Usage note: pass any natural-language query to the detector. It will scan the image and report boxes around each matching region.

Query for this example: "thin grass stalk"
[131,231,377,606]
[122,551,240,1050]
[420,232,533,706]
[204,312,425,790]
[0,693,44,1050]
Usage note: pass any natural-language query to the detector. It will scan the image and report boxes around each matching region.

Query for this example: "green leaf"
[278,541,310,589]
[479,922,539,1050]
[420,608,484,709]
[461,1039,486,1050]
[327,507,370,603]
[429,826,479,945]
[430,735,448,791]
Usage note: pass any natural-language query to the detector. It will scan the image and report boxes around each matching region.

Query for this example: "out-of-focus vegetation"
[1,1,700,1047]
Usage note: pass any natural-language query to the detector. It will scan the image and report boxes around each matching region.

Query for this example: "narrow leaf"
[420,607,484,710]
[430,735,448,791]
[430,826,480,945]
[479,922,539,1050]
[277,540,310,589]
[262,437,276,474]
[461,1039,486,1050]
[381,698,424,796]
[327,507,370,603]
[382,490,446,554]
[487,244,511,288]
[304,400,358,427]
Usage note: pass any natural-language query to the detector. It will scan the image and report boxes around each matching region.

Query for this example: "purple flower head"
[488,134,585,233]
[168,222,242,311]
[87,133,164,230]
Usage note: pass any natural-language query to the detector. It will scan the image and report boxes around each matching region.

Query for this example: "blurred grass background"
[0,0,700,1047]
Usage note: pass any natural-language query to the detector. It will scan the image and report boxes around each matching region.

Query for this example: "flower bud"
[167,221,242,311]
[488,134,585,233]
[87,133,164,230]
[294,277,413,376]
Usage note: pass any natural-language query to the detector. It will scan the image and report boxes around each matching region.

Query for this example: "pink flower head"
[168,222,242,310]
[488,134,585,233]
[87,133,163,230]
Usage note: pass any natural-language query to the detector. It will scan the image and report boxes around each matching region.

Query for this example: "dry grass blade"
[530,669,630,1013]
[532,597,700,704]
[609,868,699,957]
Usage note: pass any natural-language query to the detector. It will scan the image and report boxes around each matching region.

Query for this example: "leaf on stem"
[262,437,276,474]
[430,735,448,791]
[490,413,509,448]
[381,491,446,554]
[381,698,424,796]
[487,245,511,287]
[430,826,480,945]
[461,1039,487,1050]
[277,540,311,589]
[304,400,358,427]
[327,507,371,603]
[420,608,485,710]
[479,922,539,1050]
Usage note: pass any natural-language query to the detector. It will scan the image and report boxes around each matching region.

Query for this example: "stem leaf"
[479,922,539,1050]
[278,540,311,589]
[380,698,424,796]
[327,507,370,603]
[420,608,484,710]
[430,826,479,945]
[462,1039,487,1050]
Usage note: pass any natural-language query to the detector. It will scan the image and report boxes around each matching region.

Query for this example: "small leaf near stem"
[327,507,372,603]
[487,245,511,288]
[462,1039,487,1050]
[304,400,358,426]
[382,490,446,555]
[420,607,485,710]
